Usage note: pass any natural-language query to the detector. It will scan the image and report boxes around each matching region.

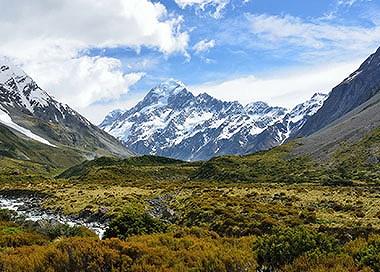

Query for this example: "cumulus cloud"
[0,0,189,121]
[0,0,189,56]
[190,60,364,108]
[193,39,216,54]
[174,0,230,18]
[27,56,145,109]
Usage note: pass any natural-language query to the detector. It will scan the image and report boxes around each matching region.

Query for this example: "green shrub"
[357,235,380,271]
[0,209,18,222]
[256,227,340,270]
[104,209,168,239]
[35,224,97,240]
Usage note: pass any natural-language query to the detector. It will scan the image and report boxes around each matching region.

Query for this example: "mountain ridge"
[100,79,327,161]
[298,47,380,137]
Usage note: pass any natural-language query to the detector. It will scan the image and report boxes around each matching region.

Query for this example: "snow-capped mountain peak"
[152,78,186,97]
[0,63,52,113]
[243,92,328,154]
[100,79,325,161]
[245,101,270,114]
[288,92,327,121]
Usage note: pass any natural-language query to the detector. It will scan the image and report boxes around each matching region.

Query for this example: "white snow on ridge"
[344,70,362,83]
[100,78,329,160]
[0,63,51,112]
[153,78,186,97]
[0,109,55,147]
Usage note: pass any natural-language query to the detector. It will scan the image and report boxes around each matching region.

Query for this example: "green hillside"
[58,128,380,186]
[0,123,87,169]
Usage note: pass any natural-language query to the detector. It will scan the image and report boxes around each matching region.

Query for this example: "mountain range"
[100,79,327,161]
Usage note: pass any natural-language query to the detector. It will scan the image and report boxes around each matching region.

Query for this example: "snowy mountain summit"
[0,64,53,114]
[100,79,328,161]
[0,62,87,126]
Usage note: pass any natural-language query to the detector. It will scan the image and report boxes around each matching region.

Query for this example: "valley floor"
[0,173,379,271]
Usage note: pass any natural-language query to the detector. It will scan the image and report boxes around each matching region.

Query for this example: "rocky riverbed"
[0,190,108,238]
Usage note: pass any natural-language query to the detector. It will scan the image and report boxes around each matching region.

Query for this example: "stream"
[0,194,108,238]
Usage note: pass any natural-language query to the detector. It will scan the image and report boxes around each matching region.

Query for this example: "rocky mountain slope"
[293,91,380,163]
[298,46,380,137]
[100,79,327,161]
[255,46,380,162]
[0,62,135,167]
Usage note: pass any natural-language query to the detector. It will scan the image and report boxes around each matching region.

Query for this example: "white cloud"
[79,93,145,125]
[190,60,364,108]
[193,39,216,54]
[0,0,190,123]
[246,13,380,54]
[174,0,230,18]
[0,0,189,122]
[337,0,358,7]
[0,0,189,56]
[27,56,145,109]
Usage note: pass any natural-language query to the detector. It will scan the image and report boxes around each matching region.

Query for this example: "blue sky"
[117,0,380,114]
[1,0,380,122]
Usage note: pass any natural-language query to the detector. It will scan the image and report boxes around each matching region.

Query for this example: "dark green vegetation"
[57,155,195,182]
[104,208,168,239]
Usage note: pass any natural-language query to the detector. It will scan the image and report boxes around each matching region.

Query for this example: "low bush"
[256,227,340,270]
[104,208,168,239]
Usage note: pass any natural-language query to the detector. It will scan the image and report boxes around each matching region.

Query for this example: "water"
[0,196,107,238]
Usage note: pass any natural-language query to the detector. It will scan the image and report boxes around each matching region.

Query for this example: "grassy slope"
[0,122,88,169]
[57,155,199,183]
[58,119,380,185]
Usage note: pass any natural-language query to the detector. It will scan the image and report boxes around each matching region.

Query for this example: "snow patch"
[0,109,55,147]
[344,70,362,83]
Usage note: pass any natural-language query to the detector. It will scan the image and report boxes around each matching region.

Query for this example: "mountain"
[0,62,135,167]
[298,47,380,137]
[290,47,380,162]
[293,91,380,162]
[244,93,328,154]
[100,79,326,161]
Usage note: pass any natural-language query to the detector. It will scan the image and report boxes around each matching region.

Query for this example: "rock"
[16,204,30,211]
[366,156,379,164]
[273,195,281,201]
[78,209,93,219]
[162,208,178,223]
[0,195,108,237]
[98,206,109,215]
[147,194,179,223]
